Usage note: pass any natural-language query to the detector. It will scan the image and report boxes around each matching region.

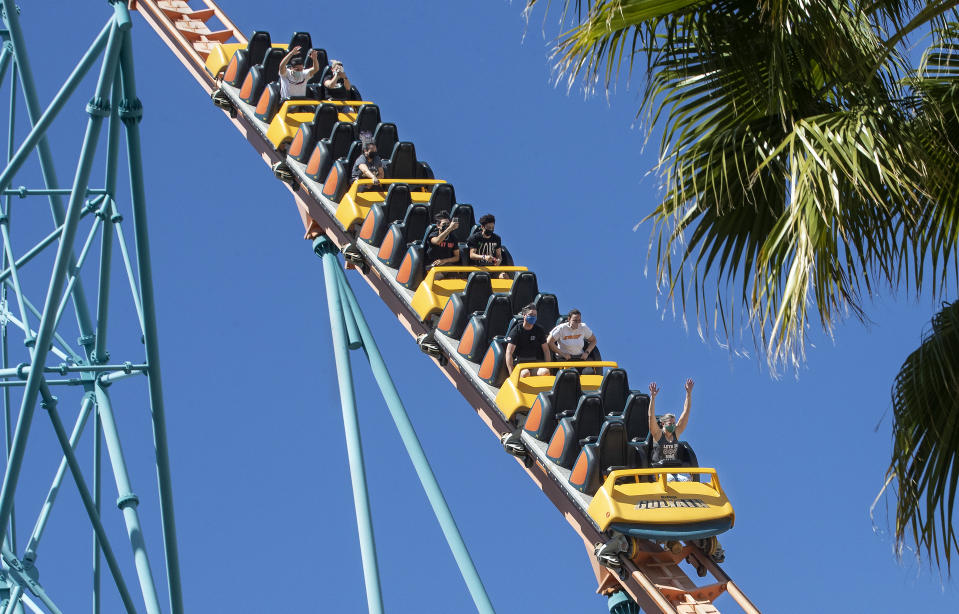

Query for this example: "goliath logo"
[634,498,708,510]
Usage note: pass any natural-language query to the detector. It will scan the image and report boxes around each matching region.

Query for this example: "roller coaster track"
[131,1,763,612]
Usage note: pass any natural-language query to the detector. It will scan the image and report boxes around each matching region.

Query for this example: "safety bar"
[605,467,723,492]
[508,361,618,385]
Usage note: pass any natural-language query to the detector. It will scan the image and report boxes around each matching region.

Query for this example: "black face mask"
[482,228,492,236]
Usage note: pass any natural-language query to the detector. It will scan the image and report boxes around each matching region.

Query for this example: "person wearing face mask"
[323,60,352,101]
[425,212,461,275]
[504,305,551,378]
[547,309,597,371]
[467,213,503,266]
[647,379,694,481]
[351,133,385,192]
[278,46,321,101]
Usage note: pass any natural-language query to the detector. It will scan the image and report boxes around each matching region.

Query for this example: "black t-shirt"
[426,228,457,262]
[652,433,681,464]
[505,322,547,360]
[351,154,384,181]
[466,230,502,261]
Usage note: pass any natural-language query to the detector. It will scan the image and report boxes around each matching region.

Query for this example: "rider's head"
[660,413,677,435]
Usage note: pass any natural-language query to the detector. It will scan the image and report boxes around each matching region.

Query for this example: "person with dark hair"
[278,46,321,101]
[504,304,551,378]
[426,212,460,272]
[351,133,384,192]
[467,213,506,278]
[548,309,597,365]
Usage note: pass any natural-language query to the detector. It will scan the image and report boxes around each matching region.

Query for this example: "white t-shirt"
[280,68,308,99]
[548,322,593,356]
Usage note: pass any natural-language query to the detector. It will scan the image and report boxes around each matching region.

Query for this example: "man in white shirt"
[547,309,597,368]
[278,46,321,100]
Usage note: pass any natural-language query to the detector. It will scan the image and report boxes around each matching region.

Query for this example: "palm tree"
[523,0,959,568]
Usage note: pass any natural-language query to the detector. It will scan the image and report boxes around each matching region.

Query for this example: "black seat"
[547,395,605,468]
[448,204,474,243]
[620,392,651,442]
[354,104,382,138]
[436,272,493,340]
[305,121,356,182]
[524,369,583,440]
[373,123,399,161]
[289,103,338,162]
[287,32,312,54]
[359,184,411,247]
[570,420,648,495]
[224,31,271,87]
[532,293,560,332]
[458,295,514,363]
[428,184,455,218]
[240,47,284,104]
[508,272,539,315]
[384,142,434,181]
[377,204,429,268]
[598,369,630,414]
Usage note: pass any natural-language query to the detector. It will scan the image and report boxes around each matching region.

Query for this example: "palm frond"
[886,300,959,570]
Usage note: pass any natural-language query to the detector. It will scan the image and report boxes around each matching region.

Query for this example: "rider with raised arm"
[647,379,694,480]
[278,46,321,101]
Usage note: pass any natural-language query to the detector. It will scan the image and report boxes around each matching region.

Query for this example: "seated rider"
[467,214,507,279]
[548,308,597,372]
[504,304,551,378]
[351,133,384,192]
[278,47,321,101]
[323,59,353,110]
[426,212,461,273]
[647,379,694,481]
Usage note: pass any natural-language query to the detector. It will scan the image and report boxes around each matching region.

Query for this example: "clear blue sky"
[8,1,955,612]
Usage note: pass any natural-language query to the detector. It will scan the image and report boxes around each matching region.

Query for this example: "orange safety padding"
[358,212,375,240]
[224,55,238,82]
[255,88,271,114]
[478,347,495,379]
[525,398,542,432]
[546,424,566,458]
[289,130,304,157]
[322,167,339,196]
[378,231,395,259]
[457,322,475,354]
[437,302,454,332]
[396,253,412,284]
[306,147,321,175]
[239,72,253,99]
[570,452,588,486]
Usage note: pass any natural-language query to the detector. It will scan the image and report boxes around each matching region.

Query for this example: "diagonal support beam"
[0,10,126,551]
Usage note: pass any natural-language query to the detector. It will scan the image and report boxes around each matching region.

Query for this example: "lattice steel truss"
[0,2,182,612]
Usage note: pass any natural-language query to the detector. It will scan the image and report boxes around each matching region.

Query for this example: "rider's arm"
[505,343,516,374]
[676,379,693,437]
[648,383,661,439]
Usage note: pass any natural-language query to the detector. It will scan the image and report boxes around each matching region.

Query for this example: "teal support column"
[23,394,96,564]
[608,591,640,614]
[117,27,184,614]
[0,0,100,347]
[93,382,162,614]
[316,240,385,614]
[0,14,125,551]
[314,238,495,613]
[94,74,121,365]
[37,388,137,614]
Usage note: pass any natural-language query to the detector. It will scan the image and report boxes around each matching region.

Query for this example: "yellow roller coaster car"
[587,468,734,541]
[494,362,615,423]
[410,266,527,322]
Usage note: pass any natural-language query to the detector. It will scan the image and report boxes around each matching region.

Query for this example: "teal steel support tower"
[0,2,183,612]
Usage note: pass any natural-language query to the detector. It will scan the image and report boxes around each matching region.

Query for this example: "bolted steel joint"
[117,493,139,510]
[0,214,8,225]
[15,363,28,379]
[16,186,26,199]
[110,212,123,223]
[313,236,339,257]
[78,334,95,349]
[57,362,69,375]
[118,98,143,124]
[39,395,58,411]
[86,96,111,117]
